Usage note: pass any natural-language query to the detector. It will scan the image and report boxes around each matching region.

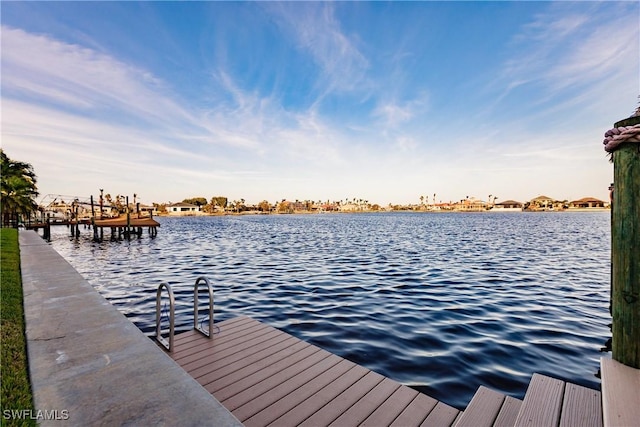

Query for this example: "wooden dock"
[169,316,605,427]
[93,216,160,227]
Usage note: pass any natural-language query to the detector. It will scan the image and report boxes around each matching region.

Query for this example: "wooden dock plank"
[173,315,252,345]
[233,354,343,423]
[421,401,461,427]
[559,382,602,427]
[360,384,420,426]
[390,393,440,427]
[297,370,385,427]
[173,322,278,365]
[203,339,309,397]
[195,336,303,386]
[328,377,401,426]
[172,317,603,427]
[265,364,370,427]
[179,327,286,372]
[172,318,269,356]
[244,359,356,427]
[600,357,639,427]
[94,216,159,227]
[186,332,297,380]
[172,325,271,362]
[454,386,505,427]
[213,346,323,403]
[493,396,523,427]
[514,373,565,427]
[171,317,259,353]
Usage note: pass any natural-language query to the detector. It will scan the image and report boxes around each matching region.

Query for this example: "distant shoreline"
[157,207,610,217]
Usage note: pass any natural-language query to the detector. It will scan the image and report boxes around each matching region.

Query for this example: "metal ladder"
[155,276,214,352]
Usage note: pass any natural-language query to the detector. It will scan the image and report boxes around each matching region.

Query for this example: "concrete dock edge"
[19,230,242,426]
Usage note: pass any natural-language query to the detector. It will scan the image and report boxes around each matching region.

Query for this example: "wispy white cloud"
[2,97,263,202]
[1,26,193,127]
[264,2,369,97]
[499,3,638,107]
[272,110,346,164]
[372,92,429,129]
[0,25,359,201]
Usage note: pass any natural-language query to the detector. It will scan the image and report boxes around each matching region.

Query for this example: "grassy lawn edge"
[1,228,36,427]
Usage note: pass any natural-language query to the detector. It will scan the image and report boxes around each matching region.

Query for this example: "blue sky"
[1,1,637,206]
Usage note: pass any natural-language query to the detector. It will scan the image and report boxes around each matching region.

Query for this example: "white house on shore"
[493,200,524,212]
[166,202,201,215]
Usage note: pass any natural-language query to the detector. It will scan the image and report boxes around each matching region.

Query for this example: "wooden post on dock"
[126,196,131,239]
[607,115,640,369]
[44,217,51,242]
[72,200,80,238]
[91,195,99,241]
[99,189,104,220]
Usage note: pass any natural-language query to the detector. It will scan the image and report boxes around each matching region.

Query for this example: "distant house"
[530,195,555,207]
[167,202,201,215]
[435,202,454,211]
[494,200,523,210]
[319,203,339,212]
[339,203,359,212]
[137,204,158,217]
[449,197,487,212]
[569,197,606,208]
[526,195,565,210]
[291,201,308,212]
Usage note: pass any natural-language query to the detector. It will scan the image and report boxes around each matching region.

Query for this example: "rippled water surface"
[49,212,611,409]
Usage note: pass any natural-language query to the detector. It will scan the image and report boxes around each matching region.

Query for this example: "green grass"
[1,228,36,427]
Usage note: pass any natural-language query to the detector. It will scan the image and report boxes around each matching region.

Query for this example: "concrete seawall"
[19,230,242,426]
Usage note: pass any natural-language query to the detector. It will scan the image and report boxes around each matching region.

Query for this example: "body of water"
[48,211,611,410]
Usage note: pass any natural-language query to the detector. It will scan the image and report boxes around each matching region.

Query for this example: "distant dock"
[91,215,160,240]
[25,214,160,241]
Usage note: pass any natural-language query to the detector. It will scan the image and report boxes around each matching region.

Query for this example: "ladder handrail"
[194,276,214,338]
[155,282,175,352]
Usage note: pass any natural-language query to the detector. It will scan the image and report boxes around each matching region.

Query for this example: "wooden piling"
[44,218,51,242]
[99,189,104,220]
[126,196,131,240]
[610,115,640,369]
[91,196,99,241]
[72,202,80,238]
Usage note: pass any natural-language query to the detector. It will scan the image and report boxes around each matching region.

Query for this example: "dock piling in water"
[609,115,640,369]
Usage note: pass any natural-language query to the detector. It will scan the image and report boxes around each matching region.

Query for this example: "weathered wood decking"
[169,316,604,427]
[514,374,601,427]
[170,316,461,426]
[600,358,640,427]
[93,216,159,227]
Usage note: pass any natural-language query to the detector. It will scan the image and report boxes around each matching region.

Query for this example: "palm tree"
[0,150,39,227]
